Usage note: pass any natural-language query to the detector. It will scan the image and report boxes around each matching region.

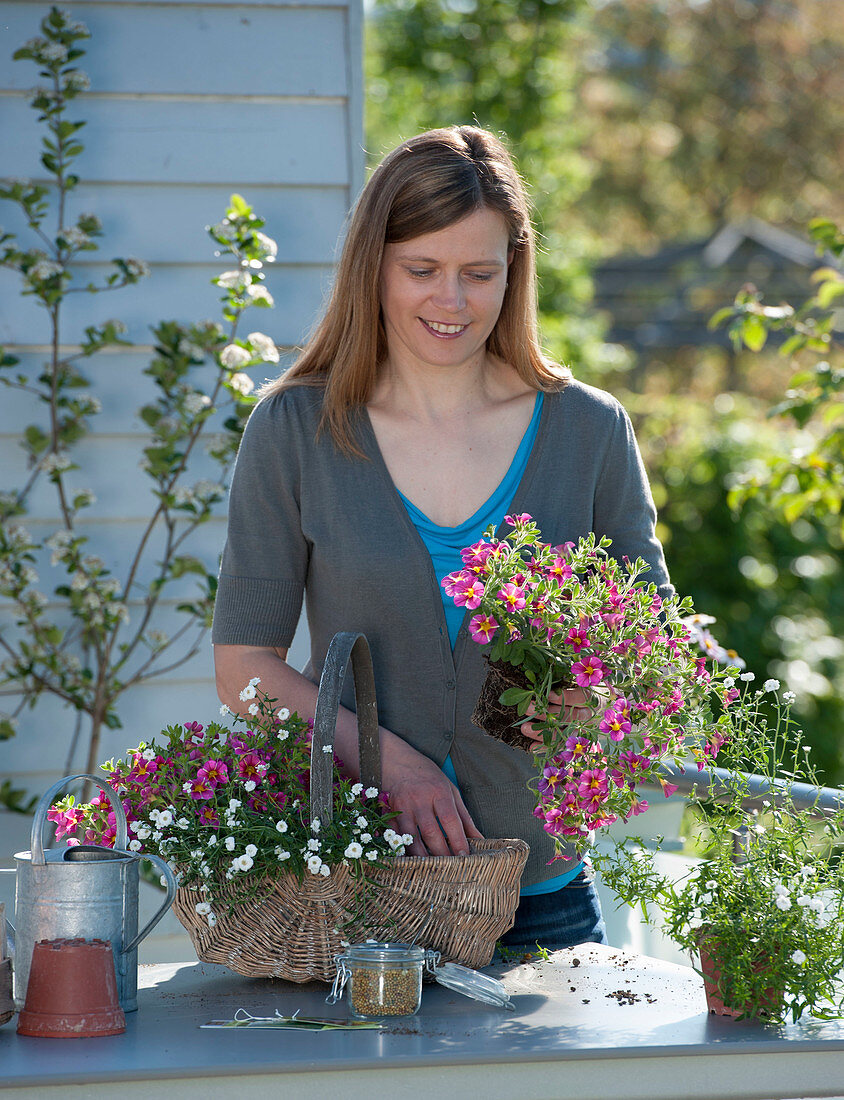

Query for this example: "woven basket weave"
[171,632,529,983]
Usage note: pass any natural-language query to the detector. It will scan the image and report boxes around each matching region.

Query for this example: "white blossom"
[322,744,333,754]
[157,809,173,827]
[791,949,807,965]
[247,331,280,364]
[243,780,256,792]
[307,838,321,852]
[248,703,259,717]
[307,855,323,874]
[319,864,331,877]
[41,42,68,62]
[64,70,91,92]
[246,284,273,306]
[763,679,781,693]
[128,838,142,852]
[275,847,290,860]
[740,672,755,682]
[239,683,257,701]
[775,893,792,911]
[277,728,289,742]
[228,371,254,395]
[195,901,212,916]
[344,842,363,859]
[784,691,797,704]
[220,703,232,717]
[125,258,150,278]
[355,816,368,829]
[365,787,379,799]
[366,850,378,861]
[277,707,290,721]
[216,270,248,290]
[360,832,372,843]
[275,820,288,834]
[253,232,278,261]
[234,853,253,872]
[220,344,252,369]
[224,836,236,851]
[183,392,211,416]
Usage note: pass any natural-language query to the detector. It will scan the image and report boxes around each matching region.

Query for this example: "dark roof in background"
[593,218,829,353]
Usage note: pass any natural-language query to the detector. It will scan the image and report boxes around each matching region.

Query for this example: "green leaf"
[741,315,768,352]
[708,307,735,331]
[499,687,533,706]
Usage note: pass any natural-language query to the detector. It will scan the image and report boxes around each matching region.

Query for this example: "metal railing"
[650,761,844,817]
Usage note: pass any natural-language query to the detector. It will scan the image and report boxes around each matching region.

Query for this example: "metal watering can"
[4,773,177,1012]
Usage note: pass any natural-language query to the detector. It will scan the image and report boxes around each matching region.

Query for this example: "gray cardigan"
[212,379,673,884]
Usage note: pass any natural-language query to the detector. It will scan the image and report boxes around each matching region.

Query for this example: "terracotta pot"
[698,938,783,1019]
[17,937,125,1038]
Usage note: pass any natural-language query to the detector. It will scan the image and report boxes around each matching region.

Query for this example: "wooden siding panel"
[0,184,348,264]
[0,263,333,345]
[2,5,348,97]
[0,99,349,185]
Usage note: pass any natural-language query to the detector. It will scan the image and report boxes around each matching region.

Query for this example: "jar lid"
[345,941,426,964]
[432,963,515,1010]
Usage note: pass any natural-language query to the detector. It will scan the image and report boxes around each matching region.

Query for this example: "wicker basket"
[172,632,529,982]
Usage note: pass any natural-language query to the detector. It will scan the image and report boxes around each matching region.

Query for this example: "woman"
[212,126,673,951]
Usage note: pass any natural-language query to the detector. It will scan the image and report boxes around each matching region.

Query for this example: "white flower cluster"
[220,344,251,370]
[182,391,211,416]
[59,225,91,248]
[228,372,254,396]
[40,451,72,475]
[247,331,279,364]
[64,70,91,93]
[125,258,150,278]
[28,258,63,283]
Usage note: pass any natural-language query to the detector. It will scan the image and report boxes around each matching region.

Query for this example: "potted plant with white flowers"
[596,680,844,1023]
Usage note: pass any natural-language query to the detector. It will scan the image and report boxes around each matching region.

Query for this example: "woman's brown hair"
[260,125,569,452]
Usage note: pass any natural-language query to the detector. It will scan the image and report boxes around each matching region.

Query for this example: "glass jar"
[332,942,426,1019]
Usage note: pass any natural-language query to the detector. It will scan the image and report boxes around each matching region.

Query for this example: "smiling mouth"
[422,319,469,336]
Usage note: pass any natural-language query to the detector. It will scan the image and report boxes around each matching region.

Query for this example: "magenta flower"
[565,626,591,652]
[504,513,532,527]
[460,542,493,574]
[198,805,219,827]
[453,577,485,610]
[469,613,498,644]
[559,734,595,765]
[571,655,608,687]
[498,583,527,611]
[237,752,265,781]
[599,707,631,741]
[198,759,229,787]
[189,775,214,801]
[547,557,573,582]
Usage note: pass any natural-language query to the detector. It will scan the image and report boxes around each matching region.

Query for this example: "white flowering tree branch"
[0,7,282,803]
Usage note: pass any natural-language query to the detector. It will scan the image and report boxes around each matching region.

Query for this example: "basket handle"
[310,632,382,823]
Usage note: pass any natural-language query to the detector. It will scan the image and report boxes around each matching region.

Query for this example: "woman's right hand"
[380,733,483,858]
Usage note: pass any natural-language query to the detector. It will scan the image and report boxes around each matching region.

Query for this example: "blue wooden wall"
[0,0,362,797]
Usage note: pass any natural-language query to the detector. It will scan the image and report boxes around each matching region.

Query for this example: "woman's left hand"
[520,687,595,750]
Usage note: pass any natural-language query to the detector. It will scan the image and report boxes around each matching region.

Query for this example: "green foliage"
[630,392,844,784]
[710,219,843,543]
[596,688,844,1023]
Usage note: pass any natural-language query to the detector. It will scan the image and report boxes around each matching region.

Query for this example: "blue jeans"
[497,867,607,952]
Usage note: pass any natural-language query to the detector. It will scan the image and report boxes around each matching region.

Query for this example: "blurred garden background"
[367,0,844,780]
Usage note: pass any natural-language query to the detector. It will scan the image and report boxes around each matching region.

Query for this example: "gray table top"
[3,944,844,1098]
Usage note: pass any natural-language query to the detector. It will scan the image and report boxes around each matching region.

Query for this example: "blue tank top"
[397,392,584,895]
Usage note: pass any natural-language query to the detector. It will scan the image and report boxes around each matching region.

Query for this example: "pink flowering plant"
[443,514,736,851]
[49,679,411,927]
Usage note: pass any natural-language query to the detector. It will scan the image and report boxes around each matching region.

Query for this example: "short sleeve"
[211,394,309,647]
[593,404,674,602]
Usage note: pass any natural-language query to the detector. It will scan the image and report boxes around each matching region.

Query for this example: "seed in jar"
[350,966,419,1016]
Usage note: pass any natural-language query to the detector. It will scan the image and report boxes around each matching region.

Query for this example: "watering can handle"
[30,773,129,864]
[120,851,178,955]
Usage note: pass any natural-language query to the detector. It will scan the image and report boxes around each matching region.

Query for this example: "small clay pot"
[17,937,125,1038]
[698,938,783,1019]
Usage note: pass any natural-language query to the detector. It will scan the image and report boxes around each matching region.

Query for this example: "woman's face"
[378,206,512,376]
